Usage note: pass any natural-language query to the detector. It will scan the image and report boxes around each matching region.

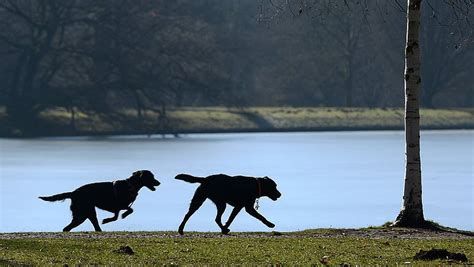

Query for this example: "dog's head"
[260,176,281,201]
[131,170,161,191]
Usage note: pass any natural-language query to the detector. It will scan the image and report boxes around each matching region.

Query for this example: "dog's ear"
[132,170,143,178]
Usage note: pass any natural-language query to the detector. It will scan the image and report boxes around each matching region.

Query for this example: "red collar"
[256,178,262,198]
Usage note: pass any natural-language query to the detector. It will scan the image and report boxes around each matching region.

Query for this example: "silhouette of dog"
[39,170,160,232]
[176,173,281,235]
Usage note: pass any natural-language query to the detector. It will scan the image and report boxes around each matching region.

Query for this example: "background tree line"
[0,0,472,132]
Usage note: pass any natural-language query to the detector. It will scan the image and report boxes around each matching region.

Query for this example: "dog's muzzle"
[147,180,161,191]
[270,191,282,201]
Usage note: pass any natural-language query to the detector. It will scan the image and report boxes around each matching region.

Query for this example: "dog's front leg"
[102,212,119,224]
[245,206,275,228]
[214,203,229,234]
[122,207,133,219]
[224,206,243,231]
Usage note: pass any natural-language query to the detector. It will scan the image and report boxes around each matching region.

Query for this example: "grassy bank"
[0,229,473,265]
[1,107,474,137]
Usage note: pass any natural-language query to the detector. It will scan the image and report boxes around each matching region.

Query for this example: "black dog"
[39,170,160,232]
[176,173,281,235]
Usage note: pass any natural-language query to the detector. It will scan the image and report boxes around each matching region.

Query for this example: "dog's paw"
[221,228,230,235]
[266,222,275,228]
[178,227,184,235]
[102,219,110,224]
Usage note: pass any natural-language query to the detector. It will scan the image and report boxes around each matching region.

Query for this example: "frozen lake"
[0,130,472,232]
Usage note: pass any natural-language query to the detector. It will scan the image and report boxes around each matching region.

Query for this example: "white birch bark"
[393,0,425,227]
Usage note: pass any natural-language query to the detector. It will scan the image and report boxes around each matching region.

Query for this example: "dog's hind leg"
[102,212,119,224]
[213,202,228,234]
[121,207,133,219]
[224,206,243,230]
[63,203,87,232]
[178,187,207,235]
[245,206,275,228]
[63,216,87,232]
[87,209,102,232]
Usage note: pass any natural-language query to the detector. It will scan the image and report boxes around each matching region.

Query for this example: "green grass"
[251,107,474,129]
[0,233,472,265]
[1,106,473,137]
[168,107,257,130]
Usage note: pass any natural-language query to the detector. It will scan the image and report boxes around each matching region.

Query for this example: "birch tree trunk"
[393,0,426,227]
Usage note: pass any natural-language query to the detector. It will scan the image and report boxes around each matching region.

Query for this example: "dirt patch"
[0,228,472,240]
[113,245,134,255]
[414,248,468,262]
[301,227,474,240]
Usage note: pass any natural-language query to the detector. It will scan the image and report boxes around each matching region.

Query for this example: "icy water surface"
[0,130,472,232]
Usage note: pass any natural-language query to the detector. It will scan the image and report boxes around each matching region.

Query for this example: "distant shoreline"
[2,125,471,139]
[1,107,473,138]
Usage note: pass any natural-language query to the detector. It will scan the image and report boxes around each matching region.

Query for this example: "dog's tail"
[39,192,73,202]
[175,174,205,184]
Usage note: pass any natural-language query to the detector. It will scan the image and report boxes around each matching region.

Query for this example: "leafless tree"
[0,0,94,133]
[259,0,473,228]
